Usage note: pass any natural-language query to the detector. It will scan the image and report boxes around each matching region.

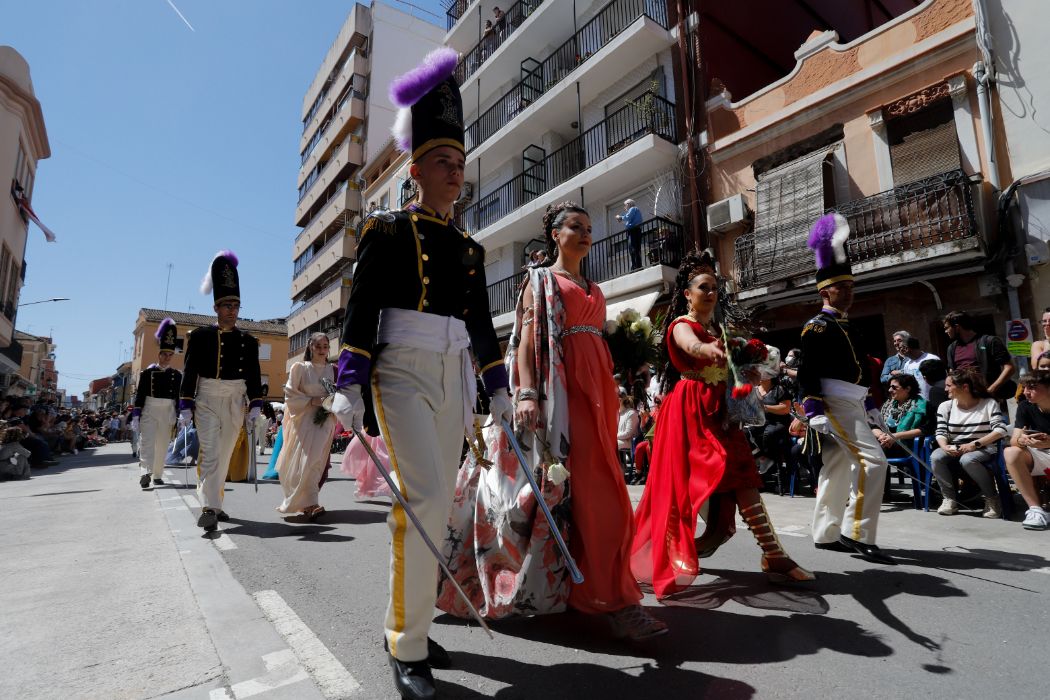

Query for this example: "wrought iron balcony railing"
[733,169,980,290]
[464,0,669,153]
[462,96,676,235]
[485,217,685,316]
[454,0,545,85]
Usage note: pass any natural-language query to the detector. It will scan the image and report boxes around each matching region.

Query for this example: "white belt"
[821,378,868,402]
[378,308,476,435]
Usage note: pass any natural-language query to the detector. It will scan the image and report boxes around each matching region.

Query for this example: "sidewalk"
[0,444,328,700]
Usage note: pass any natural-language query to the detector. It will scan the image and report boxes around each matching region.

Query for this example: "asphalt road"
[198,452,1050,700]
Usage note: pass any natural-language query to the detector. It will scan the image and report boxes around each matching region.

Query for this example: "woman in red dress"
[631,252,814,598]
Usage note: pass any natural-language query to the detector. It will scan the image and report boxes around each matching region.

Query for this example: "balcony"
[733,169,984,298]
[296,139,365,226]
[0,339,23,374]
[287,277,352,337]
[299,92,366,182]
[462,97,678,248]
[295,183,362,257]
[455,0,546,86]
[486,216,684,316]
[301,49,369,148]
[399,179,419,208]
[291,231,356,299]
[465,0,671,157]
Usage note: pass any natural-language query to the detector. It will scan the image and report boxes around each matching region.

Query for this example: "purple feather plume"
[807,214,837,269]
[217,249,238,268]
[155,317,176,341]
[389,48,459,108]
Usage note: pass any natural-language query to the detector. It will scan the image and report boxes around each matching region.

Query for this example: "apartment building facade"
[131,309,289,402]
[0,46,50,381]
[289,3,443,365]
[444,0,688,337]
[692,0,1022,360]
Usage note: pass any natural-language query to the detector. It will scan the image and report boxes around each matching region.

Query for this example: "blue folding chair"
[992,443,1015,520]
[886,436,925,510]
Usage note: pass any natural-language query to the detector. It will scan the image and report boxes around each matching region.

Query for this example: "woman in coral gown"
[438,202,666,640]
[631,252,814,598]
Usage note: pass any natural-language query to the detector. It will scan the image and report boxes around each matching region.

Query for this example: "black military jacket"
[339,204,503,382]
[179,325,263,406]
[134,366,182,407]
[798,308,871,405]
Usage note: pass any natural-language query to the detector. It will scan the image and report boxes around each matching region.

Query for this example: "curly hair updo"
[541,201,589,263]
[659,251,718,394]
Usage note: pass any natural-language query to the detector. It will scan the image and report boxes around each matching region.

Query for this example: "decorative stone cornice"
[884,81,951,119]
[946,73,968,104]
[868,109,886,130]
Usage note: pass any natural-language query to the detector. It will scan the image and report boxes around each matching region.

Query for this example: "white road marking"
[1034,567,1050,575]
[252,590,361,698]
[213,532,237,551]
[207,649,310,699]
[775,525,809,538]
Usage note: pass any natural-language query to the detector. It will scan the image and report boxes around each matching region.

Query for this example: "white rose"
[623,309,641,324]
[547,462,570,486]
[630,321,641,333]
[638,317,653,334]
[605,320,618,335]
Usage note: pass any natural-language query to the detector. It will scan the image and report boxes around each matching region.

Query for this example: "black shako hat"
[200,250,240,305]
[390,48,464,162]
[155,318,179,352]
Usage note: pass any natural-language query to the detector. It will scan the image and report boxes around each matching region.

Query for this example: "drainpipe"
[972,0,1022,324]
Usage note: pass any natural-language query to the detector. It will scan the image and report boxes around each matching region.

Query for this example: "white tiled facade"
[445,0,686,336]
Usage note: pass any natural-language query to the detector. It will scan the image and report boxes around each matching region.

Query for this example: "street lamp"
[18,297,70,307]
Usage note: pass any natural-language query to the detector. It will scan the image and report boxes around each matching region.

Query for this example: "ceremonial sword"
[500,419,585,585]
[248,417,258,494]
[350,427,494,639]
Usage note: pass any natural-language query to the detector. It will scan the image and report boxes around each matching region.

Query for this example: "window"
[379,192,389,210]
[887,100,960,186]
[0,247,9,305]
[748,146,836,284]
[259,343,272,361]
[12,142,34,200]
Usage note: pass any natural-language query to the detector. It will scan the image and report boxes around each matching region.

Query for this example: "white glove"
[866,408,888,432]
[130,416,139,432]
[488,391,514,428]
[178,409,193,428]
[248,406,261,423]
[808,414,832,435]
[331,386,364,431]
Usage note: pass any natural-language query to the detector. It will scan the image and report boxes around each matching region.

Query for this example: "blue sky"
[3,0,445,397]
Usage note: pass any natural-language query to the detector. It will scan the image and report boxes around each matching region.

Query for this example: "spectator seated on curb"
[931,368,1009,518]
[1004,370,1050,530]
[871,373,927,459]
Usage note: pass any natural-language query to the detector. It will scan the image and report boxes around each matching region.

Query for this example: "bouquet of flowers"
[315,378,338,426]
[723,329,768,426]
[605,308,661,381]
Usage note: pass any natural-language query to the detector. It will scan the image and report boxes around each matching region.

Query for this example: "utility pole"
[164,263,174,310]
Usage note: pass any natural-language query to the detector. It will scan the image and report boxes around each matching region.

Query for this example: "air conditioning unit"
[707,194,750,233]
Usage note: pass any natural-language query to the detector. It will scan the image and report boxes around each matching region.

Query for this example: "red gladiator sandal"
[739,500,816,584]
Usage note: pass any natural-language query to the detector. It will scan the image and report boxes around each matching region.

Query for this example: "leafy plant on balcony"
[624,81,667,135]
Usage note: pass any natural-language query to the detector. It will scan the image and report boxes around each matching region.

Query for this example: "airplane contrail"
[164,0,195,31]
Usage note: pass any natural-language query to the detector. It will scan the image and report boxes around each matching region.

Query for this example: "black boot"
[389,655,436,700]
[383,637,451,669]
[139,474,151,489]
[197,509,218,531]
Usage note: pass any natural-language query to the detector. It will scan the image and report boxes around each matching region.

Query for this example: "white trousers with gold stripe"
[372,345,465,663]
[811,394,888,545]
[196,378,246,511]
[139,397,176,478]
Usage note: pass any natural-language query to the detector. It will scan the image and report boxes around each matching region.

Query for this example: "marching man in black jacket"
[132,317,182,489]
[330,48,513,700]
[800,213,893,565]
[179,251,263,531]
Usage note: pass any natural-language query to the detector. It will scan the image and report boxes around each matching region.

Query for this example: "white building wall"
[366,4,445,165]
[989,0,1050,179]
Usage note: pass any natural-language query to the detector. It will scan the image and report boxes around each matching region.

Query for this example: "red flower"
[732,384,753,399]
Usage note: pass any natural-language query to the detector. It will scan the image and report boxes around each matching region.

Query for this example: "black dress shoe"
[389,654,436,700]
[838,536,897,565]
[814,539,852,552]
[153,478,164,486]
[197,509,218,531]
[139,474,151,489]
[384,637,451,670]
[216,511,230,522]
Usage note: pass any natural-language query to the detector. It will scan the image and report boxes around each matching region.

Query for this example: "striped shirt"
[935,398,1009,445]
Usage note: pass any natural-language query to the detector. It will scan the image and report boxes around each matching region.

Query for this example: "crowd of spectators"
[0,398,133,479]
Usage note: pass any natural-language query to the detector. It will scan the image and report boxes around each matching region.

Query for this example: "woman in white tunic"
[276,332,337,518]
